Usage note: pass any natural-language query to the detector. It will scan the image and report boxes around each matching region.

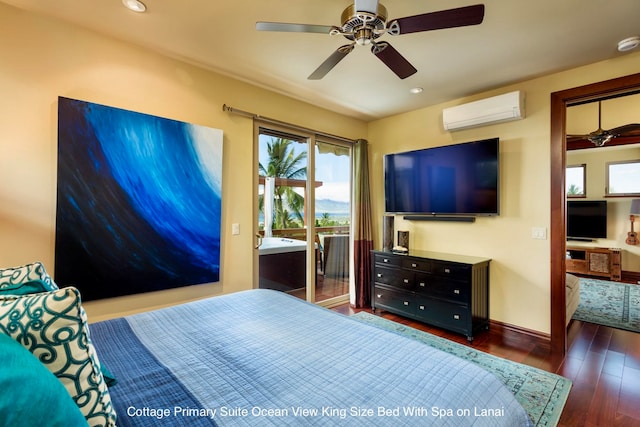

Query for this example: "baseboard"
[622,270,640,284]
[490,319,550,343]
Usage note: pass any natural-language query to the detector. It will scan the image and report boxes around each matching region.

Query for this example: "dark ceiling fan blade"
[256,22,334,34]
[372,42,417,79]
[566,134,591,142]
[388,4,485,35]
[609,123,640,137]
[567,124,640,144]
[308,44,355,80]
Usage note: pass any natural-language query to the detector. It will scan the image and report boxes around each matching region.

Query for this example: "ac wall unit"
[442,90,525,131]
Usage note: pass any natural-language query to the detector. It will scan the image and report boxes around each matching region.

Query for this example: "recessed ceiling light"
[617,36,640,52]
[122,0,146,13]
[409,87,423,94]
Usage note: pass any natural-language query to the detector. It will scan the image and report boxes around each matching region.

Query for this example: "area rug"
[572,278,640,333]
[351,312,571,427]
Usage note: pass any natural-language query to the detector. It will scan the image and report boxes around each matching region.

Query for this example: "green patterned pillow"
[0,287,116,427]
[0,261,58,293]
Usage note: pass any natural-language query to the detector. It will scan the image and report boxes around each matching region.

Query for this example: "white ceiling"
[2,0,639,121]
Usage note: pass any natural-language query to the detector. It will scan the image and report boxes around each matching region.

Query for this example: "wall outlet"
[531,227,547,240]
[232,223,240,235]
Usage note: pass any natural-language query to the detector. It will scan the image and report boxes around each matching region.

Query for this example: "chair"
[323,234,349,279]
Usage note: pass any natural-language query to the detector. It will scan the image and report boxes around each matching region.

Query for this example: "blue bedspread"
[90,289,533,426]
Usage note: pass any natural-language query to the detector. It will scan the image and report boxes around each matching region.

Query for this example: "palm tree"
[316,212,337,227]
[259,137,307,229]
[567,184,582,195]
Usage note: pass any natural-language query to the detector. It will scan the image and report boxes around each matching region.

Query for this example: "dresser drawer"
[430,261,470,280]
[415,276,469,304]
[414,272,429,289]
[415,299,469,333]
[401,258,431,272]
[373,265,414,289]
[374,254,402,267]
[566,259,587,274]
[373,286,415,315]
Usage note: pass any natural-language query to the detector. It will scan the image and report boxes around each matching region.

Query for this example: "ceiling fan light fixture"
[617,36,640,52]
[122,0,146,13]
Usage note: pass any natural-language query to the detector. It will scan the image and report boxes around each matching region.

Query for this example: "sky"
[258,136,351,203]
[567,159,640,196]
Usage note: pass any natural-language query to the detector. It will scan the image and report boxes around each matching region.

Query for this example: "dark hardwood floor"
[332,304,640,427]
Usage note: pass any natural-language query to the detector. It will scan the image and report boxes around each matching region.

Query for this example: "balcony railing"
[258,226,349,278]
[257,226,349,240]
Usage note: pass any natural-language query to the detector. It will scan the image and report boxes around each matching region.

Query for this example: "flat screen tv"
[384,138,499,216]
[566,200,607,240]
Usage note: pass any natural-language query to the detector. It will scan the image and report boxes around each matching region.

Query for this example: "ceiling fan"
[256,1,485,80]
[567,101,640,147]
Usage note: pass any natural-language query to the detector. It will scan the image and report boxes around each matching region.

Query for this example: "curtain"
[352,139,374,308]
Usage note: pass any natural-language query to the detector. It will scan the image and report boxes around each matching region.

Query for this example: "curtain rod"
[222,104,356,145]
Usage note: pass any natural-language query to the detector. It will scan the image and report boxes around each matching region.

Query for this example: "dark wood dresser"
[371,249,491,342]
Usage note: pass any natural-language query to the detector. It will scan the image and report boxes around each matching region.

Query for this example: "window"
[566,164,586,197]
[606,160,640,196]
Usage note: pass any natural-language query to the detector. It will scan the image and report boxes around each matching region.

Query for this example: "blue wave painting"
[55,97,222,301]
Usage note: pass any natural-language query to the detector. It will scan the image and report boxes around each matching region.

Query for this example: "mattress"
[89,289,533,426]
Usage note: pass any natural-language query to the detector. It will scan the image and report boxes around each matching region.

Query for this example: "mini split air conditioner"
[442,91,525,131]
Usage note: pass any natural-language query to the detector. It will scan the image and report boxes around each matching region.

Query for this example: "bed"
[87,289,534,426]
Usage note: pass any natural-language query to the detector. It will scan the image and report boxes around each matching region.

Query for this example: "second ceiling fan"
[567,101,640,147]
[256,1,485,80]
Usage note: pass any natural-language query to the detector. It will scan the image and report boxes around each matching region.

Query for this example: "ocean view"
[259,199,349,222]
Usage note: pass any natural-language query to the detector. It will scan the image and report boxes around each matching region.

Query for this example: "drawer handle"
[377,273,383,278]
[403,278,409,284]
[376,294,382,299]
[453,314,460,320]
[419,282,426,287]
[411,263,418,268]
[444,268,451,274]
[454,289,460,294]
[403,301,410,306]
[419,305,425,310]
[383,258,390,263]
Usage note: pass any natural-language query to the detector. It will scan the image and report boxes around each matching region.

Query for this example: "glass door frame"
[314,136,353,307]
[253,120,352,307]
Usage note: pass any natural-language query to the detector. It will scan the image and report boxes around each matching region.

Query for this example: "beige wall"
[2,3,640,333]
[0,4,366,320]
[367,52,640,334]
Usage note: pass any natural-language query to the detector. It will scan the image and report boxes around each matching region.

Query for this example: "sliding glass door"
[315,139,351,302]
[255,123,351,304]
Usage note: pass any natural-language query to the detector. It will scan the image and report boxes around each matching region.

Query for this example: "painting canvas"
[55,97,223,301]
